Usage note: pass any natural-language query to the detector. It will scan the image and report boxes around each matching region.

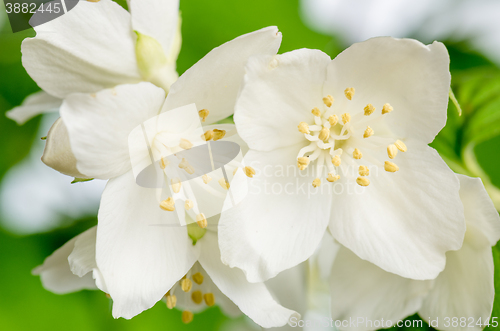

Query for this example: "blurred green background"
[0,0,499,330]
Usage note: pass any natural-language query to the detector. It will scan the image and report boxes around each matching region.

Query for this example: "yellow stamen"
[180,138,193,150]
[160,157,169,169]
[204,293,215,307]
[384,161,399,172]
[363,126,374,138]
[181,278,192,292]
[387,144,398,159]
[312,178,321,188]
[171,178,181,193]
[327,174,340,182]
[191,290,203,305]
[318,127,330,142]
[328,115,338,126]
[311,107,321,117]
[298,122,310,134]
[353,148,362,159]
[202,174,212,184]
[364,104,375,116]
[199,109,209,122]
[395,140,407,152]
[213,129,226,141]
[192,272,204,285]
[297,157,310,170]
[358,165,369,176]
[356,177,370,186]
[182,311,194,324]
[382,103,393,114]
[244,166,256,178]
[341,113,351,124]
[218,178,230,190]
[196,213,208,228]
[203,130,214,141]
[160,197,175,211]
[185,166,195,175]
[331,155,341,167]
[184,199,194,210]
[323,95,334,107]
[166,294,177,309]
[344,87,355,100]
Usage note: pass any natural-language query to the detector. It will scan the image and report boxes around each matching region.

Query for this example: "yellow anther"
[297,157,310,170]
[204,293,215,307]
[311,107,321,117]
[191,290,203,305]
[341,113,351,124]
[181,278,192,292]
[298,122,310,134]
[218,178,230,190]
[192,272,204,285]
[363,126,374,138]
[387,144,398,159]
[353,148,362,159]
[318,127,330,142]
[356,177,370,186]
[160,197,175,211]
[359,165,369,176]
[105,293,111,299]
[180,138,193,150]
[179,158,189,169]
[312,178,321,188]
[182,311,194,324]
[323,95,334,107]
[328,115,338,126]
[384,161,399,172]
[344,87,355,100]
[331,155,341,167]
[395,140,407,152]
[196,213,208,228]
[382,103,393,114]
[213,129,226,141]
[166,294,177,309]
[160,157,169,169]
[171,178,181,193]
[184,199,194,210]
[244,166,256,178]
[185,166,195,175]
[327,173,340,182]
[202,174,212,184]
[364,104,375,116]
[199,109,209,122]
[203,130,214,141]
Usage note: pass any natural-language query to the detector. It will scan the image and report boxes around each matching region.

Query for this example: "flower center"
[296,87,407,187]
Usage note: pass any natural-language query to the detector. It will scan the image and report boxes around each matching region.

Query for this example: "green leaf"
[71,178,94,184]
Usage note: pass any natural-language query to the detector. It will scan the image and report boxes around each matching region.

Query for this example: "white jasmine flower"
[219,37,465,282]
[329,175,500,331]
[44,26,284,320]
[6,91,61,125]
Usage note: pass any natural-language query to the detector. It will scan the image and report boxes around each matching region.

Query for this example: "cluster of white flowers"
[9,0,500,330]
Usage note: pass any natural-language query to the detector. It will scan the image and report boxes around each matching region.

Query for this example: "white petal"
[458,174,500,246]
[419,224,495,331]
[218,144,332,282]
[330,247,432,331]
[6,91,61,125]
[32,228,97,294]
[164,26,282,124]
[198,232,299,328]
[68,226,97,277]
[61,83,165,179]
[41,118,90,178]
[265,262,307,315]
[128,0,180,58]
[96,170,198,319]
[21,0,141,98]
[325,37,450,144]
[329,143,465,280]
[235,49,331,151]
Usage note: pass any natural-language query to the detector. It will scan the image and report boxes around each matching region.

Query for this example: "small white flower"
[329,175,500,331]
[219,37,465,282]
